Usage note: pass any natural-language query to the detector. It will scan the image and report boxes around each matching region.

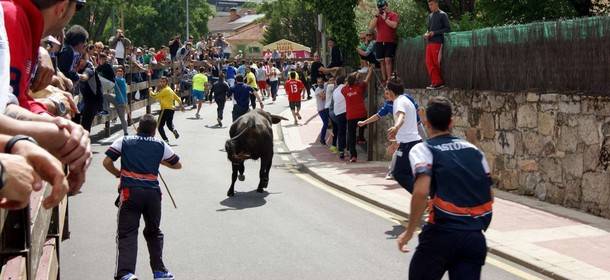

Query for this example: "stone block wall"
[370,88,610,218]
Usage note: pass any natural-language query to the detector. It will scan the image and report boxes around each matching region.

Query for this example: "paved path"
[62,88,548,279]
[282,98,610,280]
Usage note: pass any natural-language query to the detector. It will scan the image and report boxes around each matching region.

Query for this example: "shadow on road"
[204,125,226,129]
[384,224,404,239]
[216,190,277,211]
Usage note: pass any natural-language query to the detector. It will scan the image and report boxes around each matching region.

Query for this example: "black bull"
[224,109,287,196]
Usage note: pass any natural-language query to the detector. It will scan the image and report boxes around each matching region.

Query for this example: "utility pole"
[318,14,327,65]
[186,0,190,39]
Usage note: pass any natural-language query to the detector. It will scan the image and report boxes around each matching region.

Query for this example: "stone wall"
[369,88,610,218]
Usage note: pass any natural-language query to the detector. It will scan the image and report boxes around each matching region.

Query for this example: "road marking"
[98,131,124,145]
[486,257,544,280]
[289,167,546,280]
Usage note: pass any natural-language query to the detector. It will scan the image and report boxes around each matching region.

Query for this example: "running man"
[192,67,208,119]
[103,114,182,280]
[150,77,184,144]
[211,73,230,127]
[245,67,259,109]
[285,72,305,125]
[397,96,493,280]
[229,75,263,121]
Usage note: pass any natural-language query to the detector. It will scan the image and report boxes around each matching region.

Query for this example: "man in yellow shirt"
[245,66,259,109]
[150,77,184,143]
[192,67,208,119]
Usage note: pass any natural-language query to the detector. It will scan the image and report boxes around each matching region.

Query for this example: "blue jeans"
[269,80,279,99]
[318,109,329,144]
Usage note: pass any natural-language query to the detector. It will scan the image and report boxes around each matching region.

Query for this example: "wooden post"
[367,72,378,161]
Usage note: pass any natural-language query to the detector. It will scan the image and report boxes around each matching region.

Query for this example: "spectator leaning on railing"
[0,0,91,208]
[58,25,88,83]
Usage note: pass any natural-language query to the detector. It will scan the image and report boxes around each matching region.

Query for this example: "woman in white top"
[332,76,347,159]
[268,65,281,102]
[386,78,422,193]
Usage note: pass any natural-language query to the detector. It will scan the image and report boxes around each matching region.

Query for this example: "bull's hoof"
[256,188,264,193]
[227,191,235,197]
[238,174,245,181]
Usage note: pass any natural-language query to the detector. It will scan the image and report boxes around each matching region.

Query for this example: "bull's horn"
[271,114,289,124]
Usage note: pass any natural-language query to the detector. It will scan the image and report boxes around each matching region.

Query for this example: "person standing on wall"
[424,0,450,90]
[368,0,399,84]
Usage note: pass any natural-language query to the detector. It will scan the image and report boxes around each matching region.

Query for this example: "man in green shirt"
[191,67,209,119]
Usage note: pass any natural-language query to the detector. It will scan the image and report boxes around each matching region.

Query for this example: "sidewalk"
[279,100,610,280]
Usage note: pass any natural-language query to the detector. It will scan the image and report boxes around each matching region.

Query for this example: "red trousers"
[425,43,444,86]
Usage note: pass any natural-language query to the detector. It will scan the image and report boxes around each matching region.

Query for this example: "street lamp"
[186,0,190,40]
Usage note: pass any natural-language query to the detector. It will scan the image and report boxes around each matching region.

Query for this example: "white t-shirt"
[268,67,280,82]
[393,94,422,143]
[115,40,125,59]
[332,84,346,115]
[324,83,335,109]
[314,85,326,111]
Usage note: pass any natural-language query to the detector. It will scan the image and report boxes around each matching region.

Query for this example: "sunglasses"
[71,0,85,12]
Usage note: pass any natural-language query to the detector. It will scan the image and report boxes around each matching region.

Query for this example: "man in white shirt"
[332,76,347,160]
[386,78,422,193]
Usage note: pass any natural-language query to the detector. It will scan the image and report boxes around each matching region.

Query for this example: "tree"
[70,0,214,47]
[477,0,577,25]
[313,0,360,65]
[260,0,318,49]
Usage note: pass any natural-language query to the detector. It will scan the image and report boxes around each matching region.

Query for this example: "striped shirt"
[106,134,180,189]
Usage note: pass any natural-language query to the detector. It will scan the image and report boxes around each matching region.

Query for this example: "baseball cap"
[43,35,61,45]
[377,0,387,8]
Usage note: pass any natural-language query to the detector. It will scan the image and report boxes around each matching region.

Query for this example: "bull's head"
[225,139,251,162]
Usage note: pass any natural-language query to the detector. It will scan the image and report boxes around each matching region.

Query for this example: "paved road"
[61,89,548,279]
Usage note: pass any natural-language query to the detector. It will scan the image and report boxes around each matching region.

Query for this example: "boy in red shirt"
[341,68,373,162]
[285,72,305,125]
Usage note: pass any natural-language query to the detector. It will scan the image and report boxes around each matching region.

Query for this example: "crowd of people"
[0,0,491,279]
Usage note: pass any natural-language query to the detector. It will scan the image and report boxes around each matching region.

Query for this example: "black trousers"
[232,105,249,122]
[216,98,226,120]
[393,140,422,193]
[410,226,487,280]
[158,109,175,141]
[115,188,167,279]
[347,118,365,158]
[249,94,256,109]
[335,113,347,153]
[79,104,100,132]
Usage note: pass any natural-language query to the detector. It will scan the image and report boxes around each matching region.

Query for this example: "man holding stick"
[103,114,182,280]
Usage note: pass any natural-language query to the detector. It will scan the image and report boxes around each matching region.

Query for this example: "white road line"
[290,168,545,280]
[99,131,124,144]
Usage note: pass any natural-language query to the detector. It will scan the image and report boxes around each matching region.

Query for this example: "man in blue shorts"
[103,114,183,280]
[191,67,208,119]
[397,96,493,280]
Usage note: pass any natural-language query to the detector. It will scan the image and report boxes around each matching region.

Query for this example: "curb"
[277,107,566,280]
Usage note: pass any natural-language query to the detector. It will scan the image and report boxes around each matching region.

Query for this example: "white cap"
[43,35,61,45]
